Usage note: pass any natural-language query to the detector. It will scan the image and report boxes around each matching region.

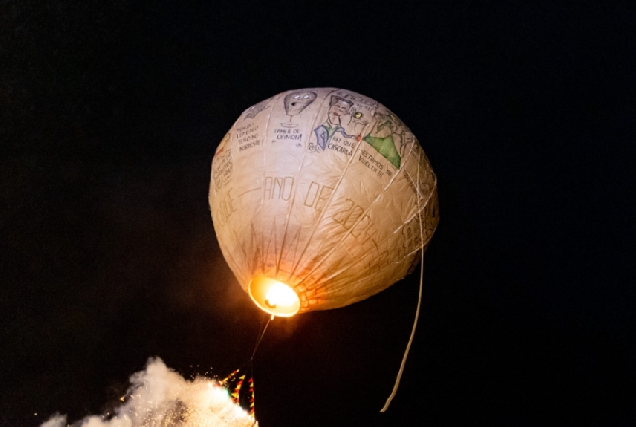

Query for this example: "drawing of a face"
[284,91,317,116]
[328,96,353,125]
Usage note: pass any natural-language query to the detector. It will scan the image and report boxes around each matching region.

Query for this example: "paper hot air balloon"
[209,88,438,317]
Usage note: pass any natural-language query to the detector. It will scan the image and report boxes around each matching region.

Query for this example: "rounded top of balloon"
[209,88,438,316]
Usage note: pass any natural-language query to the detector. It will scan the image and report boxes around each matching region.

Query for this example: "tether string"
[380,249,425,412]
[250,315,272,362]
[380,153,428,412]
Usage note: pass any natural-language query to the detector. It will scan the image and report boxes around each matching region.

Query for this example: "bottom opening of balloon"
[248,276,300,317]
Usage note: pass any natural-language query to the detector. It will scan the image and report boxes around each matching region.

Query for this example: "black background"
[2,1,635,426]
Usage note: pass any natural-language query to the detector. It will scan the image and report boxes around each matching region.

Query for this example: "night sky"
[2,1,635,426]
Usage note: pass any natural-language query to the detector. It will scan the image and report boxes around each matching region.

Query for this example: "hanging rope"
[250,315,272,362]
[380,153,428,412]
[380,250,425,412]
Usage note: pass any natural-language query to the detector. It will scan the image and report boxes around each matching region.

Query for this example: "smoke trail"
[41,358,258,427]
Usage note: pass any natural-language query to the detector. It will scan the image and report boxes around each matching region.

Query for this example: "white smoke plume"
[41,358,258,427]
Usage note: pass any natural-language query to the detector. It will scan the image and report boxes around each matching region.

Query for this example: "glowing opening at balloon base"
[248,276,300,317]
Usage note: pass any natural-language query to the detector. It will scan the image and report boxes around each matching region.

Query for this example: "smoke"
[41,358,258,427]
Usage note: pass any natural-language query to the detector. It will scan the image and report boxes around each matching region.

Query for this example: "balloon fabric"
[209,88,438,317]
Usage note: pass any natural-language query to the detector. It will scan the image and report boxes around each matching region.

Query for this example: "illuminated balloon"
[209,88,438,317]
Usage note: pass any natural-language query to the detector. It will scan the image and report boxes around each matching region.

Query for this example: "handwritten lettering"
[328,143,353,156]
[212,151,232,189]
[264,176,294,201]
[332,198,375,244]
[358,149,386,178]
[235,123,260,152]
[304,181,333,213]
[276,134,303,140]
[216,190,236,226]
[239,140,261,151]
[333,199,364,229]
[274,128,303,141]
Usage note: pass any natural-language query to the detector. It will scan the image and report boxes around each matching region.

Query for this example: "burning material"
[41,358,258,427]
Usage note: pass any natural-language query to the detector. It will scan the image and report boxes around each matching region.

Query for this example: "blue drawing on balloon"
[313,95,356,150]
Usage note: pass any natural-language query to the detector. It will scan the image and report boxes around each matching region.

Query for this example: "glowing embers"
[248,276,300,317]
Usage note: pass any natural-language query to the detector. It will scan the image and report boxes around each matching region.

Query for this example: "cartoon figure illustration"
[244,97,272,120]
[313,95,355,150]
[282,91,317,127]
[347,108,370,134]
[362,111,403,169]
